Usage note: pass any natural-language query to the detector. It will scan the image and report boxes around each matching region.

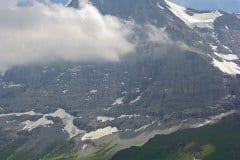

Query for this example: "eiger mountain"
[0,0,240,160]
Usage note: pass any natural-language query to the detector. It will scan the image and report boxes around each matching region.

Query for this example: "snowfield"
[212,52,240,75]
[164,0,222,29]
[212,58,240,75]
[0,108,85,139]
[82,126,118,141]
[46,108,85,139]
[214,52,238,61]
[20,117,53,131]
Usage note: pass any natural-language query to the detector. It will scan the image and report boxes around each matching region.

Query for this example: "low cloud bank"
[0,0,135,72]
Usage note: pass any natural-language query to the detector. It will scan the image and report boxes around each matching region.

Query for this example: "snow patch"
[212,58,240,75]
[165,0,222,28]
[135,88,140,93]
[135,124,151,132]
[0,108,84,139]
[103,107,112,111]
[118,114,141,119]
[3,82,23,89]
[130,96,141,105]
[0,111,41,118]
[214,52,238,61]
[222,45,233,52]
[90,89,97,94]
[62,89,69,94]
[191,110,238,128]
[209,44,218,51]
[211,48,239,75]
[112,97,124,105]
[82,126,118,141]
[225,25,229,30]
[157,2,165,10]
[82,144,87,150]
[47,108,85,139]
[20,117,53,131]
[97,116,115,122]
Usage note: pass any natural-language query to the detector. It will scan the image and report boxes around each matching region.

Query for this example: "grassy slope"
[112,114,240,160]
[41,114,240,160]
[42,142,116,160]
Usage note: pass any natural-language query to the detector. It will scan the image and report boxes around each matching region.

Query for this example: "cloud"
[146,24,189,49]
[0,0,135,72]
[146,25,171,44]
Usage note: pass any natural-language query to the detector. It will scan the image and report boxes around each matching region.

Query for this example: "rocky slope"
[0,0,240,159]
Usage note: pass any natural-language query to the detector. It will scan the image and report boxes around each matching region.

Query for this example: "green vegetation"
[79,144,116,160]
[42,140,78,160]
[42,142,116,160]
[112,114,240,160]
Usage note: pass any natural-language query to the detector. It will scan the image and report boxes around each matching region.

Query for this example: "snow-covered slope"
[46,108,85,139]
[0,108,85,139]
[210,51,240,75]
[20,117,53,131]
[164,0,222,29]
[212,58,240,75]
[82,126,118,141]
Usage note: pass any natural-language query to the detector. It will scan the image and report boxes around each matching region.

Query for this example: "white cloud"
[146,25,170,44]
[145,24,189,50]
[0,0,135,72]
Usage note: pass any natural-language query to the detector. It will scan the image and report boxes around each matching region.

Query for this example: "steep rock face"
[0,0,240,159]
[214,14,240,55]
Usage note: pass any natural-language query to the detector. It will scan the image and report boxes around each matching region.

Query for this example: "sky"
[171,0,240,13]
[51,0,240,13]
[19,0,240,13]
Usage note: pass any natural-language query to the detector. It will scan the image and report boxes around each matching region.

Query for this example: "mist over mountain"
[0,0,135,72]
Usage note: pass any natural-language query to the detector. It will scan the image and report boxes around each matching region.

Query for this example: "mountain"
[0,0,240,159]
